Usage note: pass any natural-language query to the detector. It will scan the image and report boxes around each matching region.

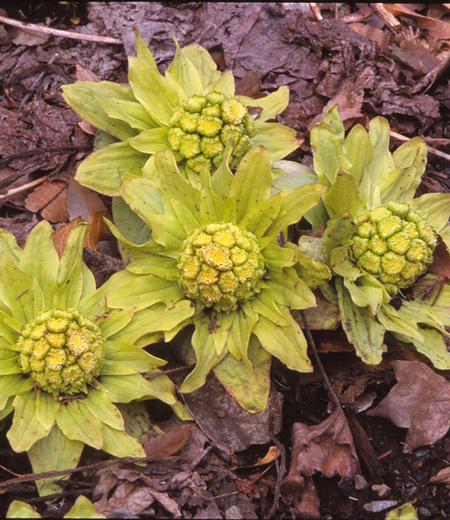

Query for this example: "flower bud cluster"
[17,309,105,395]
[350,202,437,295]
[178,222,265,311]
[167,91,256,173]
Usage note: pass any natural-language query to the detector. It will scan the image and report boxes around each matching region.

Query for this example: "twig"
[370,3,401,31]
[268,425,286,520]
[0,174,49,200]
[300,310,341,409]
[0,145,91,166]
[390,130,450,163]
[340,5,374,23]
[309,3,323,21]
[19,53,59,110]
[0,15,122,44]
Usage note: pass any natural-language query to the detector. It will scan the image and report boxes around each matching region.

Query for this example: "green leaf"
[225,309,257,364]
[311,123,343,185]
[62,81,139,140]
[343,277,384,315]
[106,275,182,311]
[0,356,22,375]
[56,221,89,288]
[238,86,289,122]
[147,214,187,253]
[105,340,167,370]
[116,401,153,442]
[251,122,300,161]
[330,245,361,281]
[200,168,226,224]
[101,423,145,458]
[8,392,49,452]
[64,495,106,519]
[127,126,169,154]
[322,169,363,219]
[134,28,157,68]
[95,95,158,132]
[154,149,201,221]
[182,44,221,89]
[109,301,196,347]
[264,183,327,237]
[112,196,152,249]
[18,221,59,309]
[205,69,235,96]
[293,246,332,290]
[27,424,84,498]
[385,502,418,520]
[375,139,427,204]
[377,303,424,342]
[336,277,386,365]
[262,242,296,270]
[0,229,22,265]
[411,192,450,233]
[100,372,170,403]
[266,267,316,310]
[342,123,374,184]
[0,255,35,324]
[6,501,41,518]
[56,400,103,449]
[230,146,272,224]
[35,390,60,431]
[322,213,356,263]
[250,290,291,326]
[394,327,450,370]
[166,37,203,97]
[239,193,282,238]
[76,141,149,196]
[142,373,180,406]
[126,255,179,280]
[128,56,179,126]
[252,314,312,372]
[0,374,31,400]
[120,175,163,221]
[180,317,228,393]
[210,138,235,199]
[83,387,125,430]
[99,308,135,339]
[214,336,271,413]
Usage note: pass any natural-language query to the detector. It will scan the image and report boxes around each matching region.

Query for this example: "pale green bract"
[104,146,331,413]
[302,105,450,369]
[0,221,188,497]
[61,29,300,196]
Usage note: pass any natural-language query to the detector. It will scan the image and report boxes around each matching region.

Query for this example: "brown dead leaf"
[94,479,156,517]
[281,407,360,518]
[348,22,390,51]
[367,360,450,453]
[428,235,450,279]
[430,466,450,484]
[76,64,101,83]
[52,212,108,258]
[66,175,107,221]
[24,180,68,223]
[143,424,194,458]
[384,4,450,39]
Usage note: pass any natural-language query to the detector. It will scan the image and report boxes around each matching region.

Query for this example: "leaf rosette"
[61,29,300,197]
[305,105,450,368]
[0,221,186,496]
[104,146,331,413]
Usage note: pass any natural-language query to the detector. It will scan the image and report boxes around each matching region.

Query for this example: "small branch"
[371,3,401,31]
[0,146,92,166]
[0,175,49,200]
[19,53,59,110]
[0,15,122,44]
[309,3,323,21]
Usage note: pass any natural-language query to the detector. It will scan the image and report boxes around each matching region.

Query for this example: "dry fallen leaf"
[143,424,194,458]
[428,235,450,279]
[66,175,107,221]
[367,360,450,453]
[384,4,450,39]
[24,180,68,223]
[281,407,360,518]
[430,466,450,484]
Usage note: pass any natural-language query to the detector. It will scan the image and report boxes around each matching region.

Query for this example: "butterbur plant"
[305,105,450,368]
[104,146,331,413]
[0,221,187,496]
[61,29,300,196]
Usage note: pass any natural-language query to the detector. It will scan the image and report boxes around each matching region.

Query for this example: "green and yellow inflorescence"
[17,309,105,396]
[179,223,265,311]
[350,202,437,295]
[168,92,256,172]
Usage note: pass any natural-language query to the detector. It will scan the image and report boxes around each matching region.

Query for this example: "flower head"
[303,105,450,369]
[0,221,188,496]
[61,29,300,197]
[105,147,330,413]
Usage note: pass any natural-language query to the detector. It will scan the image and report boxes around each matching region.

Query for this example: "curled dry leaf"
[143,424,194,458]
[281,407,360,518]
[384,4,450,40]
[430,466,450,484]
[367,360,450,453]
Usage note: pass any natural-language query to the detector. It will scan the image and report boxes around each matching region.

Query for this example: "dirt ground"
[2,2,450,519]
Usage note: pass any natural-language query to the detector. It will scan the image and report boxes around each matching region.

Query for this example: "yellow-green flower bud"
[206,91,225,105]
[221,97,247,125]
[201,136,224,158]
[184,95,208,113]
[350,204,437,295]
[202,105,221,118]
[197,116,223,137]
[186,154,212,173]
[16,309,105,395]
[167,127,185,151]
[180,133,201,159]
[178,223,266,311]
[180,112,200,133]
